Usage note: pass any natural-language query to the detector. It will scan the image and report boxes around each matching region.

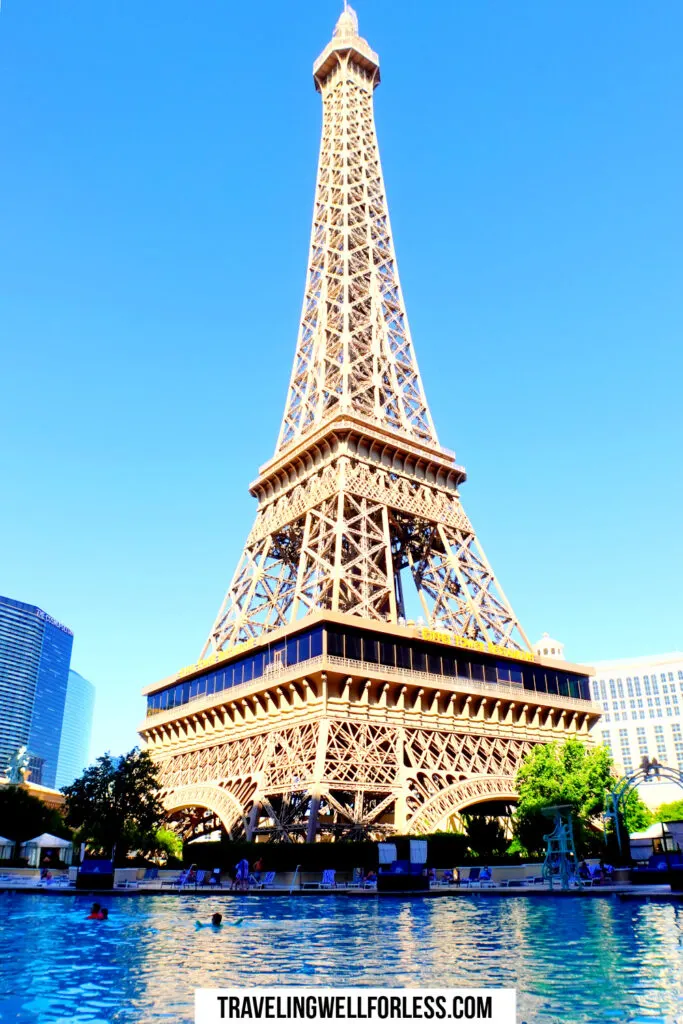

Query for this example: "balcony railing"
[142,651,600,726]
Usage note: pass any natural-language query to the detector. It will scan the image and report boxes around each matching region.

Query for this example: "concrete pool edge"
[0,883,677,899]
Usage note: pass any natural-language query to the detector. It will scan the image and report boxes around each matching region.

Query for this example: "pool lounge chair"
[194,870,208,889]
[303,869,337,889]
[139,868,160,889]
[462,868,481,887]
[251,871,276,889]
[162,868,191,888]
[119,867,160,890]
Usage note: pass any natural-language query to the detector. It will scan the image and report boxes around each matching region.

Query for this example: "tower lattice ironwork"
[201,5,529,660]
[140,7,599,843]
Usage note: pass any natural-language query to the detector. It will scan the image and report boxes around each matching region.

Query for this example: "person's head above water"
[211,913,222,927]
[90,903,101,914]
[100,908,109,920]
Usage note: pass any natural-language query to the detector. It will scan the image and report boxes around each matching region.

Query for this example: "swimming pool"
[0,893,681,1024]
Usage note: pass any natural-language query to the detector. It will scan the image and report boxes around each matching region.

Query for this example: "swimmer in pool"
[195,913,244,929]
[86,903,103,920]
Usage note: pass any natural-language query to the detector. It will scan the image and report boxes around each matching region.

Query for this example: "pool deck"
[1,881,679,899]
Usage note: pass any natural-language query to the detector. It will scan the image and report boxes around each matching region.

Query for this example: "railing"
[143,654,325,721]
[324,655,599,713]
[142,652,600,727]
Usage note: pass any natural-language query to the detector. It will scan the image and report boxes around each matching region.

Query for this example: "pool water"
[0,893,682,1024]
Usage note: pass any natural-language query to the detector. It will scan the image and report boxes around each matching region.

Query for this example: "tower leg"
[245,802,259,842]
[306,794,321,843]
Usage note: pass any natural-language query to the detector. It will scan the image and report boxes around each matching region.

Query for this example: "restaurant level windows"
[381,641,396,668]
[310,629,323,657]
[441,653,456,677]
[346,633,362,661]
[363,637,379,663]
[328,628,344,657]
[286,638,298,666]
[397,644,411,670]
[412,647,426,672]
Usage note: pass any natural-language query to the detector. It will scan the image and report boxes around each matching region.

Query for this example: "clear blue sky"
[1,1,681,762]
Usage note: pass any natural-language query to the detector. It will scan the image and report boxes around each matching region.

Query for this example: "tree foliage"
[621,790,653,833]
[0,785,70,844]
[653,799,683,823]
[62,749,165,864]
[462,815,508,859]
[146,827,183,864]
[512,738,615,856]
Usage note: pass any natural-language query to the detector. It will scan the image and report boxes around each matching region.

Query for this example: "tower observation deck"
[140,8,599,842]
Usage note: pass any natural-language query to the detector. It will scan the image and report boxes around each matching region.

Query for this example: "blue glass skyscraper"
[0,595,74,788]
[55,670,95,789]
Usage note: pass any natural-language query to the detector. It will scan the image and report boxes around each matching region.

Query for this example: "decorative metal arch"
[606,758,683,856]
[405,775,519,834]
[163,784,247,839]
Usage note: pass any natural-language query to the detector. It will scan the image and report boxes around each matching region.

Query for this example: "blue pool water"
[0,893,682,1024]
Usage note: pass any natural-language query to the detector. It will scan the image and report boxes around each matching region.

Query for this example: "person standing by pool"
[253,858,263,884]
[235,858,250,891]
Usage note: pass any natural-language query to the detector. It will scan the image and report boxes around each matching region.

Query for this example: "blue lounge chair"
[162,868,192,888]
[463,867,481,887]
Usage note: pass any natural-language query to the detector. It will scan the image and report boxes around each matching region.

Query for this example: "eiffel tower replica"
[140,6,598,842]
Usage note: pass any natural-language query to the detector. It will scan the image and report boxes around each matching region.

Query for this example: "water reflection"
[0,893,681,1023]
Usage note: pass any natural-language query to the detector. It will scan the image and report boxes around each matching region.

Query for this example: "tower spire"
[201,15,531,658]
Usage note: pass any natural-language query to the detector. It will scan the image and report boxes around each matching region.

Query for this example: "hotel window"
[614,712,620,721]
[600,681,607,700]
[609,680,617,698]
[634,679,642,696]
[645,679,652,695]
[678,671,683,681]
[652,679,660,695]
[626,679,634,697]
[661,674,667,684]
[620,700,626,710]
[669,673,674,682]
[617,679,624,698]
[654,726,667,760]
[604,714,611,722]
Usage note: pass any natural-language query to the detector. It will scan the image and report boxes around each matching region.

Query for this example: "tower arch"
[405,775,520,834]
[162,784,247,838]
